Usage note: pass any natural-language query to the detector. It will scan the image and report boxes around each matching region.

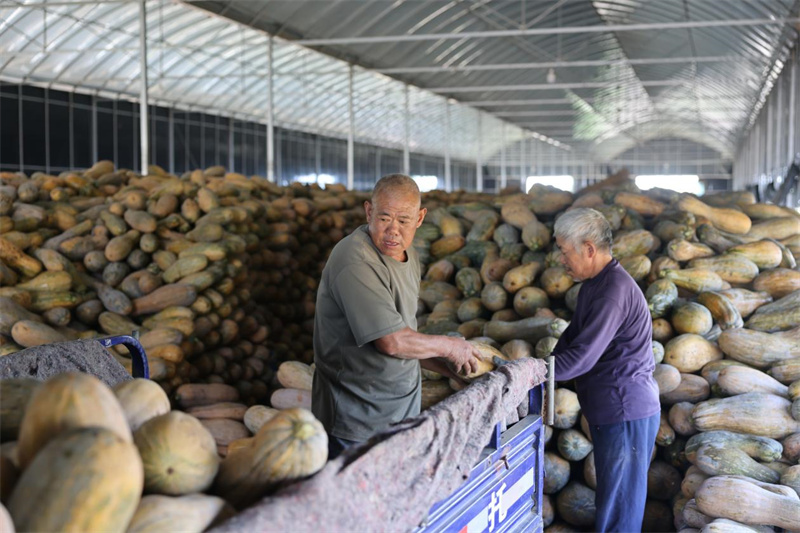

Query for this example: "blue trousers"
[589,413,660,533]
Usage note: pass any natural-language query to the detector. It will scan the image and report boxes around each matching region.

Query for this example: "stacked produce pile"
[2,162,800,530]
[404,182,800,531]
[0,373,328,532]
[0,163,367,405]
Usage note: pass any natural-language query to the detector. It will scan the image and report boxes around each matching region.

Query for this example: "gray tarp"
[211,357,547,533]
[0,339,132,387]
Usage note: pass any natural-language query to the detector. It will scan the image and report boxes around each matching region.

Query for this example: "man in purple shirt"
[551,208,660,532]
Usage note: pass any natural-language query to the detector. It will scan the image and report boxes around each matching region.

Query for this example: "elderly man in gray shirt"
[312,174,481,458]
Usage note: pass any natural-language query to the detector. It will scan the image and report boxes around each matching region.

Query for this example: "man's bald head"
[371,174,421,207]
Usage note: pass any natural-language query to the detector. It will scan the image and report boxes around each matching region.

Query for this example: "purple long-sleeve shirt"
[553,259,660,425]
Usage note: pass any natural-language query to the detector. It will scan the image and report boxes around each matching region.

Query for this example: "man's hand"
[446,339,481,376]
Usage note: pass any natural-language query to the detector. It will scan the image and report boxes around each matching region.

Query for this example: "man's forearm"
[374,327,455,361]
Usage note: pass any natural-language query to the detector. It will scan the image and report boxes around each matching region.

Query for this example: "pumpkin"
[660,374,710,405]
[726,240,784,269]
[688,255,760,284]
[276,361,313,391]
[671,303,713,336]
[782,465,800,498]
[718,289,773,318]
[697,291,743,330]
[0,378,40,442]
[113,378,171,432]
[555,482,596,527]
[682,498,713,529]
[501,339,534,360]
[681,465,710,499]
[718,327,800,368]
[243,405,279,434]
[656,412,675,447]
[539,267,574,299]
[542,494,555,528]
[676,195,752,234]
[421,380,454,410]
[17,372,131,470]
[695,475,800,530]
[701,360,749,387]
[664,334,722,373]
[753,268,800,299]
[133,411,220,495]
[552,388,581,429]
[693,444,780,483]
[745,290,800,332]
[692,393,800,439]
[127,494,233,533]
[556,429,593,461]
[642,500,673,533]
[186,402,249,421]
[646,278,678,319]
[544,451,570,494]
[215,408,328,508]
[648,460,682,500]
[716,366,788,398]
[174,383,240,409]
[8,427,143,533]
[661,268,729,293]
[653,363,681,395]
[201,419,251,449]
[502,261,542,293]
[583,452,596,490]
[668,402,698,437]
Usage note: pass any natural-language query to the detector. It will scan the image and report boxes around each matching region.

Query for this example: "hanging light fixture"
[546,68,557,84]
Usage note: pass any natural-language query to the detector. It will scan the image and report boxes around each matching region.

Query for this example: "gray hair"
[372,174,420,206]
[553,208,613,251]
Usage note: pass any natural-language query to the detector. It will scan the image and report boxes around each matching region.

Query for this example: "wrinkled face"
[556,236,592,281]
[365,189,427,262]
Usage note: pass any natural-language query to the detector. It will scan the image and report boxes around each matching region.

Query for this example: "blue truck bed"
[416,384,546,533]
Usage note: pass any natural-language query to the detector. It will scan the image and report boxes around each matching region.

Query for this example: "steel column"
[519,133,526,188]
[444,100,452,192]
[228,117,234,172]
[500,123,507,192]
[267,37,275,182]
[789,49,797,164]
[403,84,410,175]
[138,0,150,175]
[766,93,774,175]
[476,113,483,193]
[776,71,784,171]
[68,92,74,169]
[44,89,50,174]
[91,94,98,163]
[168,107,174,174]
[347,65,355,190]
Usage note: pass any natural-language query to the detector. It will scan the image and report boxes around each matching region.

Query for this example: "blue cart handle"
[98,332,150,379]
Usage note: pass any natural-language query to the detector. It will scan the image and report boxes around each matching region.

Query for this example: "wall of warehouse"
[733,42,800,207]
[0,82,484,191]
[1,80,741,195]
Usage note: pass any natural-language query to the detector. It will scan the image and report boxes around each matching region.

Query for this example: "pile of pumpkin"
[0,372,329,532]
[0,162,366,404]
[3,161,800,530]
[404,181,800,531]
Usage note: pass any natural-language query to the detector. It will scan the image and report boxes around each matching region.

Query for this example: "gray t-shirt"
[312,225,422,441]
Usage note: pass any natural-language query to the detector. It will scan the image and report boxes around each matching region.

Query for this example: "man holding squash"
[312,174,481,459]
[551,208,660,533]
